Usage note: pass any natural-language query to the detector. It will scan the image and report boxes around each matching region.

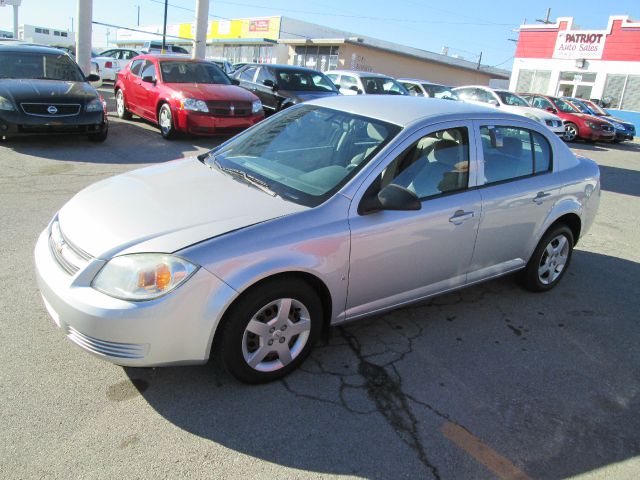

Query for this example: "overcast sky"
[1,0,638,69]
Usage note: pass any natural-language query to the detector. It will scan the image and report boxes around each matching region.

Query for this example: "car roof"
[0,43,71,55]
[240,63,324,73]
[138,54,199,62]
[397,78,448,87]
[306,95,525,127]
[329,70,394,79]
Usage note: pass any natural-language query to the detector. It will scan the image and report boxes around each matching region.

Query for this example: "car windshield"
[160,61,230,84]
[0,51,85,81]
[553,98,579,113]
[423,84,458,100]
[585,101,607,115]
[205,105,401,207]
[362,77,408,95]
[495,91,529,107]
[275,70,337,92]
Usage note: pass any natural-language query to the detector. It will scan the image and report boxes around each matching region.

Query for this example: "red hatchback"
[522,93,614,143]
[114,55,264,139]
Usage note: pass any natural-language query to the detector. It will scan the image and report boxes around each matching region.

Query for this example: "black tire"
[216,278,323,384]
[115,89,132,120]
[88,123,108,142]
[158,103,176,140]
[519,224,574,292]
[563,122,579,142]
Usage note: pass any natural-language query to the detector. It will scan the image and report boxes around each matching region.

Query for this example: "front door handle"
[533,191,551,204]
[449,210,474,225]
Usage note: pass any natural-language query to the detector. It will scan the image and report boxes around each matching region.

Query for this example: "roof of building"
[306,95,524,126]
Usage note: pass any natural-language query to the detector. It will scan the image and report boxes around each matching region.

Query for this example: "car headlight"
[181,97,209,113]
[0,95,16,111]
[92,253,198,301]
[584,121,597,129]
[251,100,262,114]
[85,98,104,112]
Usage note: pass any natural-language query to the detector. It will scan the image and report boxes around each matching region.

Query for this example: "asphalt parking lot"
[1,87,640,479]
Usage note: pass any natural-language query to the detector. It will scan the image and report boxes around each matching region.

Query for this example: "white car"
[94,48,141,82]
[453,86,565,136]
[326,70,409,96]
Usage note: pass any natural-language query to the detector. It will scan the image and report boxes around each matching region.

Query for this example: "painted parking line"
[441,422,532,480]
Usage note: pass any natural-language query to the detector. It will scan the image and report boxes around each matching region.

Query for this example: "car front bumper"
[34,227,238,367]
[174,110,264,136]
[0,110,107,137]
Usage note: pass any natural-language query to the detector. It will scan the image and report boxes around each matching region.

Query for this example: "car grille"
[205,101,252,117]
[21,103,81,117]
[49,221,92,275]
[601,124,614,132]
[67,326,149,359]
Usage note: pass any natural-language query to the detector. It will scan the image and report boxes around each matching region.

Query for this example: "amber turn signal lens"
[155,263,172,291]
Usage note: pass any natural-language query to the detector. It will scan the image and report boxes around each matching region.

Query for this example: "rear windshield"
[275,70,337,92]
[159,61,230,84]
[0,51,85,81]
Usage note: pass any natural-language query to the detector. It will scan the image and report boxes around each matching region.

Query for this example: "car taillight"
[105,61,113,69]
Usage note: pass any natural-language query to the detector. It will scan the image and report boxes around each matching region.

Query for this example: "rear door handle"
[533,191,551,204]
[449,210,474,225]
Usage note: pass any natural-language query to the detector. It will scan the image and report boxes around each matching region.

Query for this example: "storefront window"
[222,45,274,64]
[559,71,597,83]
[294,45,339,72]
[515,69,551,94]
[603,74,640,111]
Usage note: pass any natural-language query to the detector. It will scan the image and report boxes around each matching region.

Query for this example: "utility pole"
[161,0,168,53]
[536,8,552,25]
[476,51,482,70]
[193,0,209,60]
[135,4,140,26]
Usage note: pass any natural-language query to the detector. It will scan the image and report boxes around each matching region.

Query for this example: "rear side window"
[480,126,552,184]
[239,66,258,82]
[130,59,144,76]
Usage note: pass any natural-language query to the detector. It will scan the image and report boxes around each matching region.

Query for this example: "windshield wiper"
[202,154,277,197]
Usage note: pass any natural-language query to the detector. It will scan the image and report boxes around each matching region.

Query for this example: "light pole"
[161,0,168,53]
[134,4,140,26]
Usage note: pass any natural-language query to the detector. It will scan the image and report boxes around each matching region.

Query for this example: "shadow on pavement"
[124,250,640,479]
[598,164,640,197]
[572,140,640,154]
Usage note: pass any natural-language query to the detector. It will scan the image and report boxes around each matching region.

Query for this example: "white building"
[18,24,74,47]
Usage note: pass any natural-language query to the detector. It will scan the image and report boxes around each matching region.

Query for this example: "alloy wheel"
[241,298,311,372]
[564,124,578,141]
[538,234,570,285]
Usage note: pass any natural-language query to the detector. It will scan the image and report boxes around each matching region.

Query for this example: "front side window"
[403,83,424,96]
[553,98,579,113]
[376,127,470,199]
[423,85,458,100]
[238,66,258,82]
[532,96,553,110]
[160,61,230,84]
[454,87,475,101]
[140,62,157,81]
[275,70,337,92]
[0,52,85,81]
[206,105,401,207]
[495,91,529,107]
[339,75,358,91]
[361,77,408,95]
[255,66,273,85]
[480,126,552,184]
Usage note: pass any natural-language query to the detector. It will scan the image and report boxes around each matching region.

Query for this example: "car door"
[467,120,560,282]
[254,66,279,111]
[346,121,482,319]
[122,58,146,115]
[137,60,160,120]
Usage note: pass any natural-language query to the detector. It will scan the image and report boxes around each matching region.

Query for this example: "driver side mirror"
[349,85,362,94]
[545,106,558,114]
[86,73,100,82]
[359,184,421,215]
[230,78,240,86]
[263,79,278,90]
[142,75,156,84]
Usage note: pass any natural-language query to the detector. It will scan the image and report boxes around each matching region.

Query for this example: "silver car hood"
[57,157,307,258]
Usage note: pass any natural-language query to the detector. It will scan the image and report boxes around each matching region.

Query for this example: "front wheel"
[158,104,176,139]
[217,279,322,383]
[563,122,579,142]
[519,224,574,292]
[88,122,108,142]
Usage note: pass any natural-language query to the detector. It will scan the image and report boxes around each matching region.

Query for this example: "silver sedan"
[35,96,600,383]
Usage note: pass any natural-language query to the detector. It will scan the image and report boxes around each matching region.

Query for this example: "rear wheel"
[520,224,574,292]
[115,89,132,120]
[563,122,579,142]
[217,279,322,383]
[158,104,176,140]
